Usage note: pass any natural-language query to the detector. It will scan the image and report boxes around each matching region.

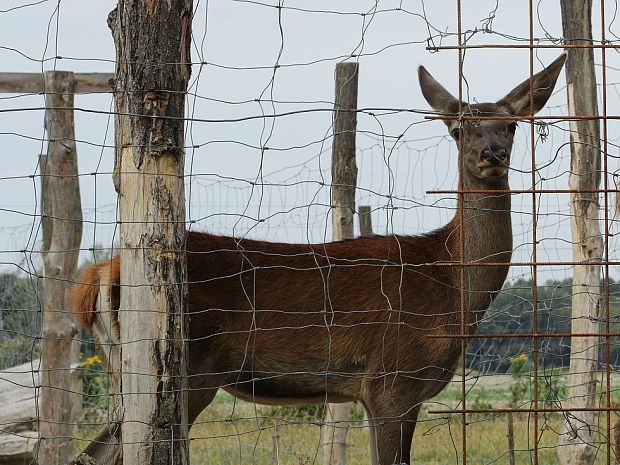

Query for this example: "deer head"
[418,54,566,185]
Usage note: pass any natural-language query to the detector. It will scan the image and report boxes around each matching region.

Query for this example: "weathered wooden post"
[330,63,359,241]
[558,2,602,464]
[38,71,83,465]
[507,411,515,465]
[108,1,192,463]
[272,420,280,465]
[0,70,113,465]
[358,205,372,237]
[321,61,359,465]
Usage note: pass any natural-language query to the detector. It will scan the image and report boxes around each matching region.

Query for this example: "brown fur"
[72,259,120,332]
[71,55,566,465]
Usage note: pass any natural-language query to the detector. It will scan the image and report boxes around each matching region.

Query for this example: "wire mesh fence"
[1,0,620,464]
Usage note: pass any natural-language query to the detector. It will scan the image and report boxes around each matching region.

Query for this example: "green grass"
[188,395,619,465]
[73,373,620,464]
[188,373,620,465]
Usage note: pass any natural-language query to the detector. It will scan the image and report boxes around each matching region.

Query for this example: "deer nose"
[481,145,508,166]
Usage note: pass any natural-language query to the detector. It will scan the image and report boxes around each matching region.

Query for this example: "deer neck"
[443,168,513,328]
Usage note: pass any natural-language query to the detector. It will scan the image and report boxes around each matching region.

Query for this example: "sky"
[0,0,619,284]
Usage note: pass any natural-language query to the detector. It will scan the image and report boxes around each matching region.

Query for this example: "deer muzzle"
[481,145,508,166]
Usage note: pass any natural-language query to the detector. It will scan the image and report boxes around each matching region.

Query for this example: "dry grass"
[72,373,620,464]
[190,407,619,465]
[188,375,620,465]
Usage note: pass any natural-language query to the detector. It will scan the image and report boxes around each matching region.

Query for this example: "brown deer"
[71,55,566,465]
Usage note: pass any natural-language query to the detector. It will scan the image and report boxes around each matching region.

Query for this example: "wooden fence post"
[358,205,372,237]
[0,70,112,465]
[39,70,83,465]
[272,420,280,465]
[330,62,359,241]
[108,1,192,463]
[558,2,602,464]
[507,411,515,465]
[321,61,359,465]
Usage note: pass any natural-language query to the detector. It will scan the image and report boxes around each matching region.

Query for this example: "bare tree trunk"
[558,2,602,464]
[321,62,359,465]
[39,71,83,465]
[108,1,192,464]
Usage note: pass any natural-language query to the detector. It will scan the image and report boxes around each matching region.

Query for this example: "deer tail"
[71,257,120,333]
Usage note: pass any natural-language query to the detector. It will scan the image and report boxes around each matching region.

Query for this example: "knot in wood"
[143,90,170,119]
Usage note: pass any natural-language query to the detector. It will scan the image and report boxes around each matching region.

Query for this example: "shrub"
[0,336,39,370]
[82,355,110,413]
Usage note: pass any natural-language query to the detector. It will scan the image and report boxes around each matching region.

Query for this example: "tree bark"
[39,71,83,465]
[558,2,602,464]
[108,1,192,464]
[321,62,359,465]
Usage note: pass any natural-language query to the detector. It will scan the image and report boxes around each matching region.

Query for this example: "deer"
[71,54,566,465]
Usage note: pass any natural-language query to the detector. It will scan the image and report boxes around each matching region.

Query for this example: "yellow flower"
[509,353,528,364]
[83,355,102,366]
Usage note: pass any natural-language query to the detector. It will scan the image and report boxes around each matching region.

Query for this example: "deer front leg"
[187,386,217,424]
[364,395,421,465]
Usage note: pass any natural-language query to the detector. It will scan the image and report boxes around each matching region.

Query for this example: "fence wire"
[1,1,620,464]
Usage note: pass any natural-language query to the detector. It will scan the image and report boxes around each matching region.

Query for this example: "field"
[183,372,620,465]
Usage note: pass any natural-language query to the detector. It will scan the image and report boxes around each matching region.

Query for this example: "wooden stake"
[39,70,83,465]
[272,420,280,465]
[322,62,359,465]
[507,412,515,465]
[331,62,359,241]
[358,205,373,236]
[558,2,602,465]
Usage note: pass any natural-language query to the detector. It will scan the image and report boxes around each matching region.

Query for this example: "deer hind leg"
[363,394,421,465]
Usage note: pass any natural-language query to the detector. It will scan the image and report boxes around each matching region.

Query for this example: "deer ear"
[496,53,566,116]
[418,66,459,118]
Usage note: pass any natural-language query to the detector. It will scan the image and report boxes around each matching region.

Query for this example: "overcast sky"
[1,0,619,283]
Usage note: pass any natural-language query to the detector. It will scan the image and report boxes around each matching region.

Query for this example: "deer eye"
[450,128,461,140]
[508,122,518,134]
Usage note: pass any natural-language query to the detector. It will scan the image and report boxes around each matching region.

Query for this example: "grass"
[74,373,620,464]
[188,374,620,465]
[188,396,619,464]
